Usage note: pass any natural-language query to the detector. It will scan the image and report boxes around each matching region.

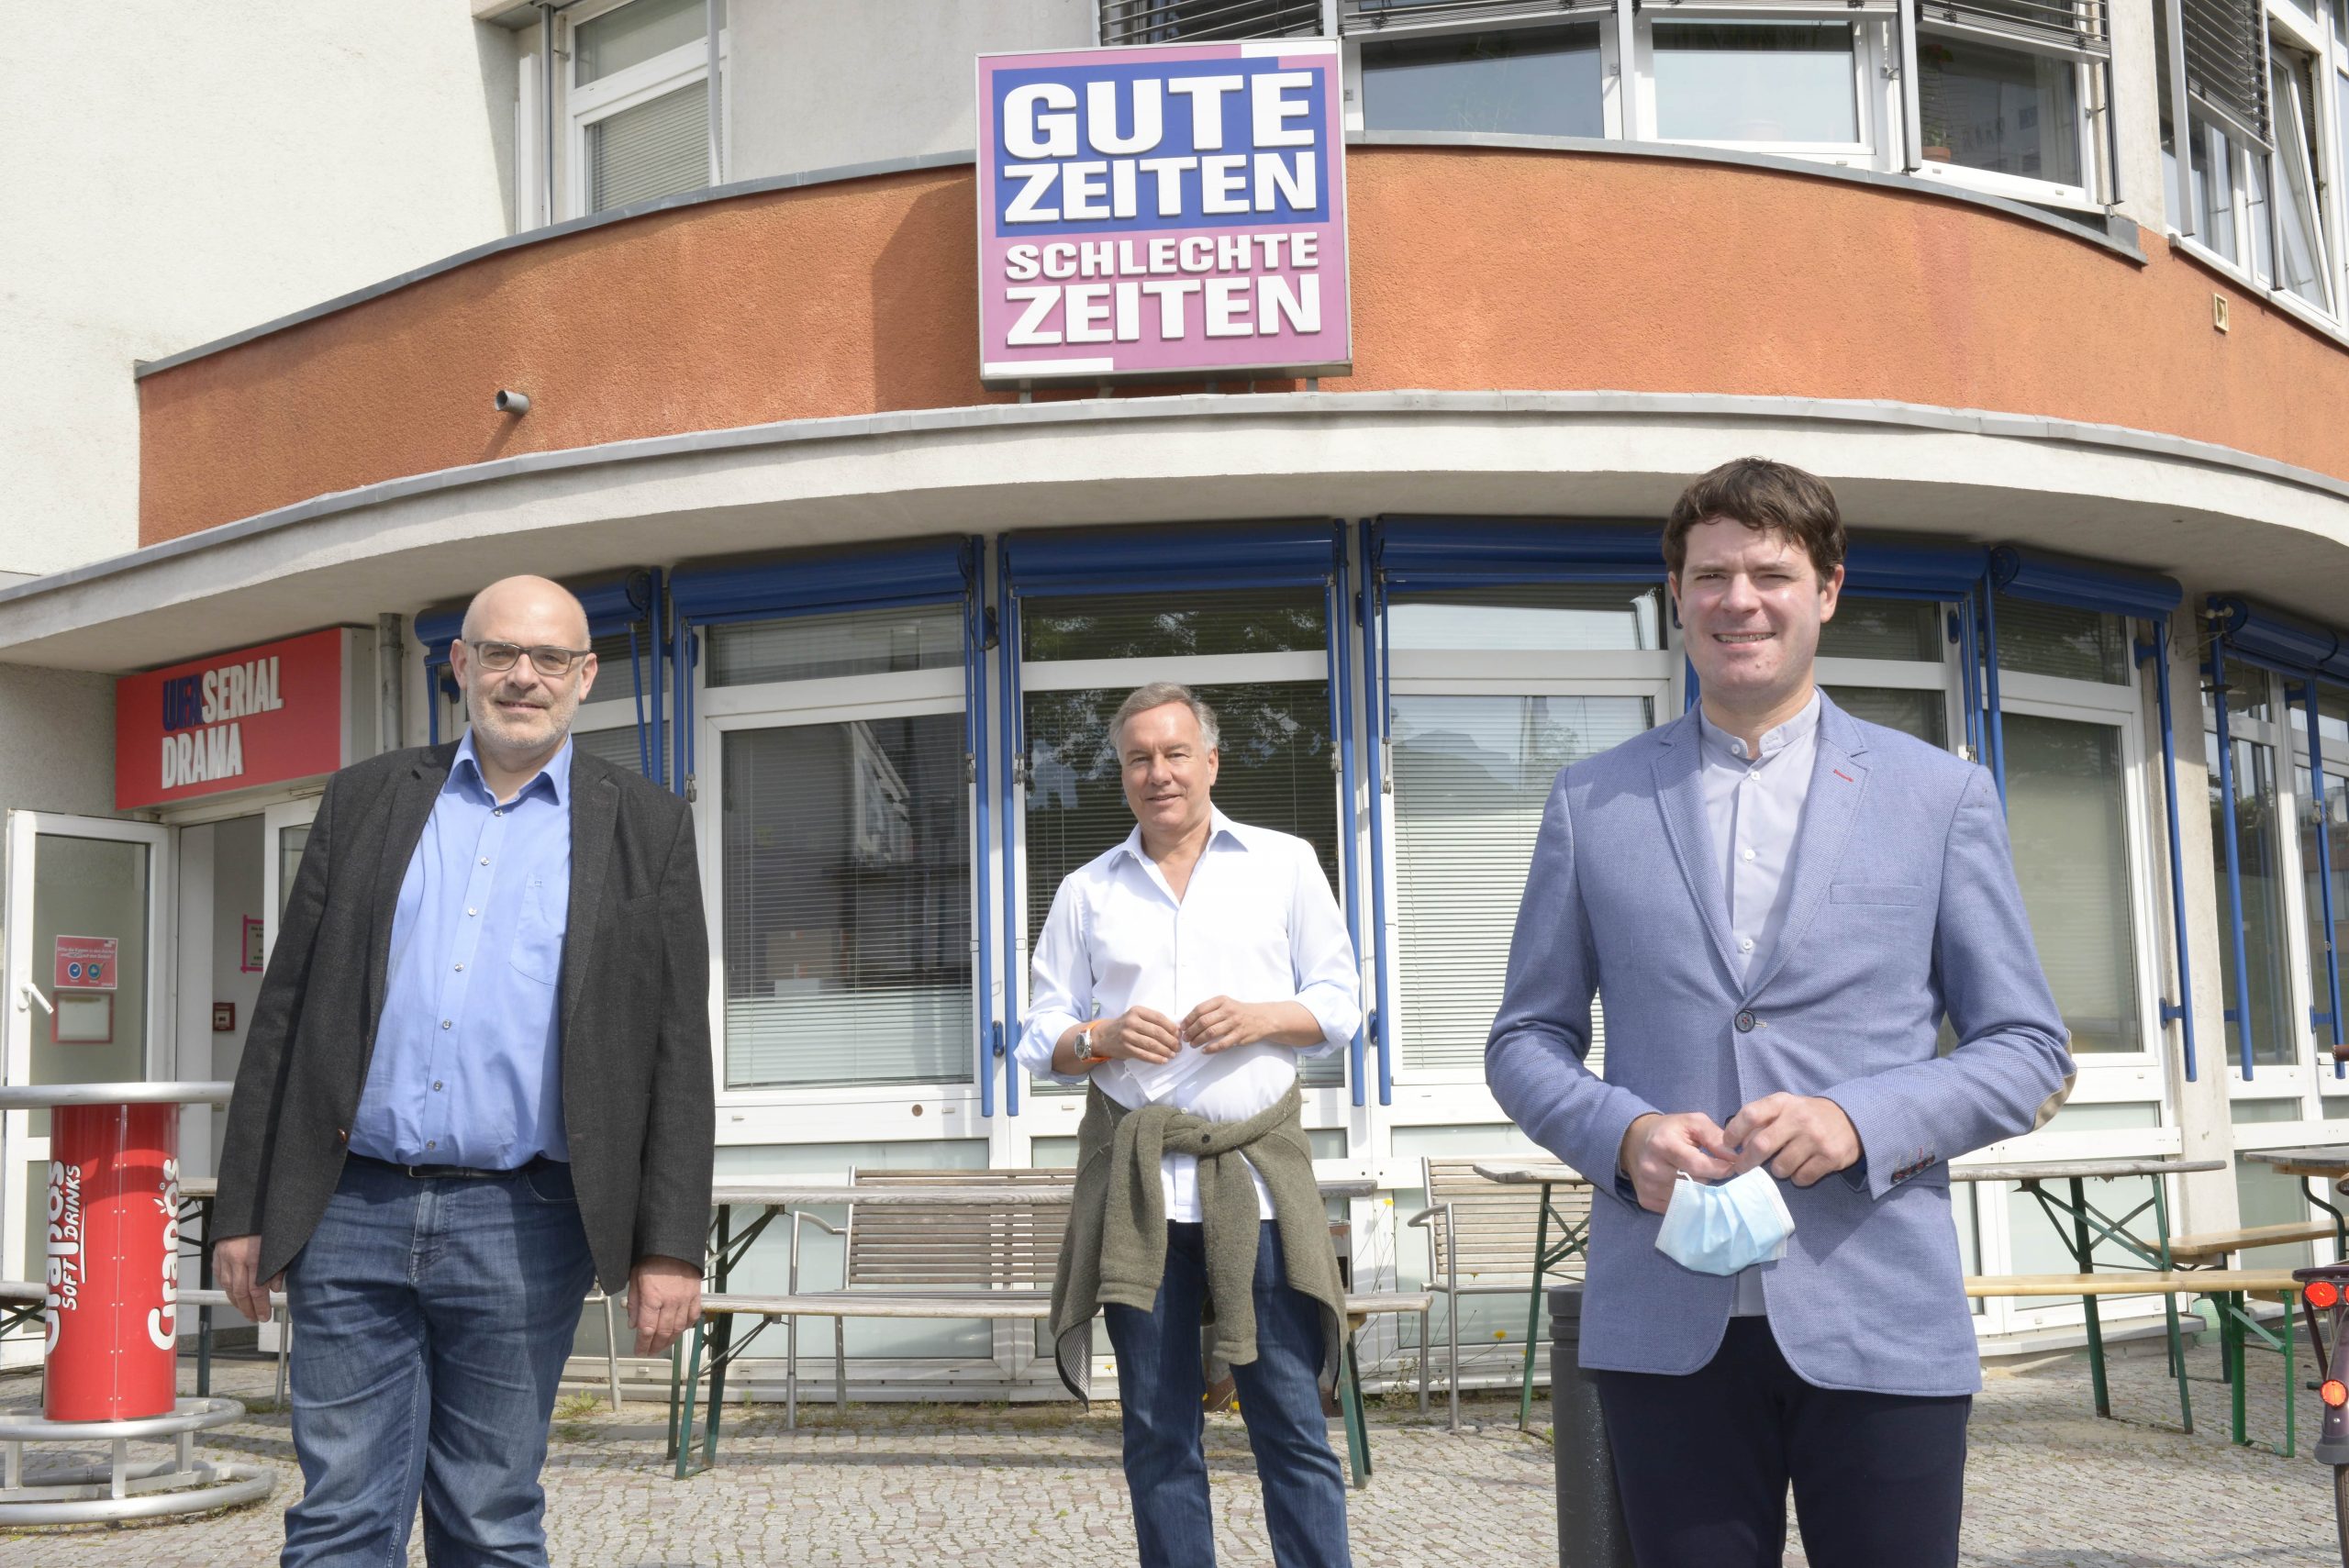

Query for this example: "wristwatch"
[1071,1018,1111,1069]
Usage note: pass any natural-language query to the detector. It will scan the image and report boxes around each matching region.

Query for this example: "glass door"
[1,810,174,1367]
[261,795,322,961]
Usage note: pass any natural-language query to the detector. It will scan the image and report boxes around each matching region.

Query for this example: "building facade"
[4,0,2349,1397]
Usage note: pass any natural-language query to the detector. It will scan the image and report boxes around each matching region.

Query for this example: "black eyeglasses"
[462,639,591,677]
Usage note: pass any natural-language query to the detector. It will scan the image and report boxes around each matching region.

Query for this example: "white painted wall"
[0,665,119,817]
[0,6,519,579]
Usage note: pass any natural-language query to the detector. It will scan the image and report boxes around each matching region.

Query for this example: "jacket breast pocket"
[1830,883,1929,906]
[508,878,566,985]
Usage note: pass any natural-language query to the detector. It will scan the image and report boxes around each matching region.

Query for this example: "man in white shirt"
[1019,683,1360,1568]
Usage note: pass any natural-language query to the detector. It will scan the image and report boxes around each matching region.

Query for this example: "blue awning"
[417,573,654,664]
[670,538,973,626]
[2210,595,2349,683]
[1006,522,1338,595]
[1842,538,1988,599]
[1990,547,2182,620]
[1376,518,1664,587]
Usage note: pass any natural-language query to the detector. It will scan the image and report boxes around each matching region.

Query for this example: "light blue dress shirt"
[1695,690,1820,1314]
[351,734,573,1169]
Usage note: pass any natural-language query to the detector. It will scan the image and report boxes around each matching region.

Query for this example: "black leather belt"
[348,1152,559,1181]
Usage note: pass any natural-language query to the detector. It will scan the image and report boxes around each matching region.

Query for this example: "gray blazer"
[215,740,715,1292]
[1486,694,2073,1396]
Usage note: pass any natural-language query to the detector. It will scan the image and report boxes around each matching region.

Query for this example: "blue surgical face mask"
[1653,1167,1796,1277]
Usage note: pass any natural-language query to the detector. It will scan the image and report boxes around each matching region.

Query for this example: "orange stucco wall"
[137,147,2349,544]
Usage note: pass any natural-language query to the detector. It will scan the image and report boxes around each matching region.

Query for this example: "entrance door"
[1,811,174,1366]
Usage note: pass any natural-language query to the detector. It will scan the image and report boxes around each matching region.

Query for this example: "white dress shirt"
[1696,689,1821,1314]
[1016,809,1361,1221]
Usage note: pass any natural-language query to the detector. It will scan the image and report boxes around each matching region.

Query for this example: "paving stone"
[0,1333,2336,1564]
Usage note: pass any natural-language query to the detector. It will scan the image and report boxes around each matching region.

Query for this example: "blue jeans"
[1101,1220,1352,1568]
[280,1156,596,1568]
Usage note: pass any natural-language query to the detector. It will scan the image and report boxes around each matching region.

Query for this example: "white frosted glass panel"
[1653,22,1858,143]
[1390,695,1652,1073]
[2005,715,2139,1053]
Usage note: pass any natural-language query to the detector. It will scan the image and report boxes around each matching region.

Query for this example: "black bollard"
[1550,1284,1637,1568]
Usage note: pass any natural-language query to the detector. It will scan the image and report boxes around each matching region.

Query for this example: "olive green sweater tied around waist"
[1051,1080,1345,1403]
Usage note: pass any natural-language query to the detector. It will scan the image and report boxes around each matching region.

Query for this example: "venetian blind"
[721,715,971,1088]
[1100,0,1321,45]
[2181,0,2270,147]
[1390,695,1651,1074]
[1341,0,1610,30]
[1919,0,2110,57]
[588,78,709,213]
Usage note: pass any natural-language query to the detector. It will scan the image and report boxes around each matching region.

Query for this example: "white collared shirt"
[1694,689,1822,1315]
[1016,808,1361,1221]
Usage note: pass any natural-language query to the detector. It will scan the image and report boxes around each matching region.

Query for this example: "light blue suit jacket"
[1486,693,2074,1396]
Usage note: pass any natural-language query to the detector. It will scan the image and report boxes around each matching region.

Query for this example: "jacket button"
[1734,1010,1756,1033]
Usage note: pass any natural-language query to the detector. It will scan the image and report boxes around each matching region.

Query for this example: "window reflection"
[2300,766,2349,1051]
[1917,33,2080,184]
[1387,584,1662,652]
[1653,21,1859,144]
[1363,24,1604,138]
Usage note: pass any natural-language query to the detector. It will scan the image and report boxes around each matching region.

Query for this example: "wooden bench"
[673,1172,1431,1487]
[1964,1270,2305,1453]
[2164,1221,2338,1267]
[1408,1157,1590,1431]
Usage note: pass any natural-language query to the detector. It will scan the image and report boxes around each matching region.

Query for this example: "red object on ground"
[43,1103,182,1420]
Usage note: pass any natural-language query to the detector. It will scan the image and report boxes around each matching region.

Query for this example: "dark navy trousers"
[1592,1316,1971,1568]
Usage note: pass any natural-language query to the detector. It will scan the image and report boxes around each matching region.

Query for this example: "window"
[712,606,970,1092]
[1391,694,1651,1073]
[1916,32,2083,186]
[2270,51,2332,309]
[2006,714,2142,1052]
[1651,21,1863,146]
[1994,594,2132,684]
[1381,580,1672,1080]
[569,0,724,217]
[1819,595,1952,750]
[1362,24,1607,138]
[1017,588,1344,1089]
[2209,711,2299,1071]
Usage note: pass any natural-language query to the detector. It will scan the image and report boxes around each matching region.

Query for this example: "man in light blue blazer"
[1487,458,2074,1568]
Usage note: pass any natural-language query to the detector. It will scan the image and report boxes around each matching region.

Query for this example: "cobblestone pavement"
[1,1331,2341,1565]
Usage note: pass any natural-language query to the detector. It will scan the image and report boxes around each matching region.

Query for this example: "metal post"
[1518,1195,1551,1431]
[2068,1177,2111,1418]
[969,546,996,1118]
[376,614,405,754]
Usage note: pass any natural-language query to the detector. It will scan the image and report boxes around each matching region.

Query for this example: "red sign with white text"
[115,628,345,809]
[54,936,118,992]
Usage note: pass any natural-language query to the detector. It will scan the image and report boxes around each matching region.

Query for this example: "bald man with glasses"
[215,575,714,1567]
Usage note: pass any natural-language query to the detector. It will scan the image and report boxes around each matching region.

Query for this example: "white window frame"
[698,660,979,1146]
[1904,22,2102,211]
[563,0,729,222]
[1631,5,1891,167]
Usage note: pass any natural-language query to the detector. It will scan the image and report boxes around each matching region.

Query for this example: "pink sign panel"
[975,40,1349,387]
